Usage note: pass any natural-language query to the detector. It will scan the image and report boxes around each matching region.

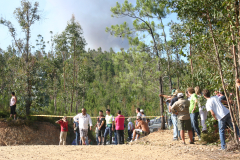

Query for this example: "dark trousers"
[116,130,124,144]
[128,130,133,140]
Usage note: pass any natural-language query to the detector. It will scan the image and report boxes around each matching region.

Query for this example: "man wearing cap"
[127,118,134,141]
[131,116,150,142]
[104,109,114,145]
[170,89,182,141]
[171,93,194,144]
[56,116,68,145]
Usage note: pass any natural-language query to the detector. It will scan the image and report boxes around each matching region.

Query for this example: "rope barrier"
[29,115,164,119]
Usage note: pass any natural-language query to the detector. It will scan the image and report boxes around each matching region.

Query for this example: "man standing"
[56,116,68,145]
[171,93,194,144]
[187,87,201,141]
[104,109,114,145]
[127,118,134,141]
[73,117,80,145]
[10,92,17,120]
[97,110,106,145]
[169,89,182,141]
[203,89,240,150]
[73,108,92,145]
[115,110,125,144]
[131,116,150,142]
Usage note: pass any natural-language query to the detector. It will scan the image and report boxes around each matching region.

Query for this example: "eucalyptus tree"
[172,0,240,144]
[106,0,172,129]
[0,0,41,116]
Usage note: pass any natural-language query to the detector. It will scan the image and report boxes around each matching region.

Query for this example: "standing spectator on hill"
[187,87,201,141]
[203,89,240,150]
[73,108,92,145]
[96,110,106,145]
[195,86,207,133]
[131,116,150,142]
[73,117,80,145]
[56,116,68,145]
[140,109,147,122]
[10,92,17,120]
[169,89,182,141]
[115,110,125,144]
[165,98,173,129]
[171,93,194,144]
[127,118,134,141]
[104,109,114,145]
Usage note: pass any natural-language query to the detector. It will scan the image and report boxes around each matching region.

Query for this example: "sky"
[0,0,179,53]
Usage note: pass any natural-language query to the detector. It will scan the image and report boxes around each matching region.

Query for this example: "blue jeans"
[96,133,99,145]
[114,131,118,145]
[75,131,80,145]
[168,114,172,129]
[219,113,240,149]
[190,112,201,139]
[171,114,181,140]
[104,126,113,145]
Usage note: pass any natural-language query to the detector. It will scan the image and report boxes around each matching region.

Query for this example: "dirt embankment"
[0,120,60,146]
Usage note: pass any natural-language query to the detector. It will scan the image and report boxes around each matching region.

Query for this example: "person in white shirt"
[203,89,240,150]
[73,108,93,145]
[127,118,134,141]
[135,108,142,127]
[10,92,17,120]
[140,109,147,122]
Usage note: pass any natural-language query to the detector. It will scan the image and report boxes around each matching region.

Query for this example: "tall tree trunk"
[62,51,67,114]
[189,30,194,87]
[160,17,172,91]
[207,10,239,144]
[176,53,180,89]
[70,41,76,113]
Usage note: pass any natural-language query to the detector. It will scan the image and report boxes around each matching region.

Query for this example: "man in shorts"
[171,93,194,144]
[73,108,92,145]
[10,92,17,120]
[131,116,150,142]
[97,110,106,145]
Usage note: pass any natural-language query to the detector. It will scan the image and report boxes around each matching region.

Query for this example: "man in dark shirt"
[97,110,106,145]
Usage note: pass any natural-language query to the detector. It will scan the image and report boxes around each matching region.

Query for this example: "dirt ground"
[0,130,240,160]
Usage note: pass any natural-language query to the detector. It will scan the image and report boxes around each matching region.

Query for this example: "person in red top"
[56,116,68,145]
[115,110,125,144]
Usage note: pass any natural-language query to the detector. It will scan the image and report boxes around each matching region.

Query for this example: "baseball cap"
[177,93,184,98]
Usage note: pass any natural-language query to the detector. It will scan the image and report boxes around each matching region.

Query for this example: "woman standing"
[10,92,17,120]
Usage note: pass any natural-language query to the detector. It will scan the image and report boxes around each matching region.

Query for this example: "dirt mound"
[0,120,60,146]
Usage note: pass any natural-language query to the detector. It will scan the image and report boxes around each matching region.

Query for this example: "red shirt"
[58,120,68,132]
[115,115,125,130]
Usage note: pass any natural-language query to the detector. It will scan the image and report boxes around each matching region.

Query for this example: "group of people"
[160,86,240,150]
[56,108,150,146]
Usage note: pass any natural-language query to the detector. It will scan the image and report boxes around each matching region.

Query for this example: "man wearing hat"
[127,118,134,141]
[56,116,68,145]
[169,89,182,141]
[171,93,194,144]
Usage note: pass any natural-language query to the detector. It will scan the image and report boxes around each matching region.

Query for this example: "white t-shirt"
[206,96,229,120]
[73,113,93,129]
[128,122,133,130]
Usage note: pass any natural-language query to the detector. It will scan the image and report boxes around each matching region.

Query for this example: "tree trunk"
[207,10,239,144]
[70,41,76,113]
[189,30,194,87]
[62,51,67,114]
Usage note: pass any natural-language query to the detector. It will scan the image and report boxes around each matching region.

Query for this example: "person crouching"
[56,116,68,145]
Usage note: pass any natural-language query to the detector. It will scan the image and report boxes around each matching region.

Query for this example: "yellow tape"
[30,115,164,119]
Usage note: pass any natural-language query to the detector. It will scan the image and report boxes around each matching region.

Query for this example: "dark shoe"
[202,130,208,134]
[190,141,194,144]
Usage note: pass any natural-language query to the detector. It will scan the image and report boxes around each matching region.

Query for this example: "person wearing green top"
[104,109,114,145]
[187,87,201,141]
